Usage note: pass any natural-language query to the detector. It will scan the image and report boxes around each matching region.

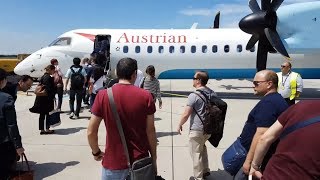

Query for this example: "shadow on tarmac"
[188,169,233,180]
[156,132,179,138]
[54,127,86,135]
[17,160,80,180]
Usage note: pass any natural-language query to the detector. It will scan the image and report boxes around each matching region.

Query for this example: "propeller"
[239,0,290,71]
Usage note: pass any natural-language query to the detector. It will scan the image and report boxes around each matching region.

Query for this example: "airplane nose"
[14,56,34,76]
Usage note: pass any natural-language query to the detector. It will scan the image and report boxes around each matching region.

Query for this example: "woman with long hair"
[143,65,162,109]
[30,65,56,134]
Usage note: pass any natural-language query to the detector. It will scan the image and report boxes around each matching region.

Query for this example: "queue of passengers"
[1,56,319,180]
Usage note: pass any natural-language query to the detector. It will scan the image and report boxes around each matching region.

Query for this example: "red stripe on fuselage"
[75,33,95,42]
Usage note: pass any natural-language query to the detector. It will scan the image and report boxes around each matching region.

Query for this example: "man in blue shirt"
[234,70,289,180]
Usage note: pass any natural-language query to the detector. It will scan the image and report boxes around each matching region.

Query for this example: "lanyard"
[282,71,291,87]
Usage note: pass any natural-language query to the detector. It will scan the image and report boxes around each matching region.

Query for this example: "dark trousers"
[284,98,295,106]
[39,113,50,130]
[82,87,90,104]
[0,142,16,180]
[56,86,63,109]
[233,168,247,180]
[90,93,97,109]
[69,89,83,116]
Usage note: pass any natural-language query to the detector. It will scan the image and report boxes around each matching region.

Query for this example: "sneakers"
[69,112,75,119]
[74,115,79,119]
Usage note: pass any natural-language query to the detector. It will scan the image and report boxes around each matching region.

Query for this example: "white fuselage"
[14,2,320,79]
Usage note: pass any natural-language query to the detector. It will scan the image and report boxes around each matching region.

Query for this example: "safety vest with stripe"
[277,72,299,100]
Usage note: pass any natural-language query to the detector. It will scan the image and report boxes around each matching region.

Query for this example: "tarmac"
[14,79,320,180]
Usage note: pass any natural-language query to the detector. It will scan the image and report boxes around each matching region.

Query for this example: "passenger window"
[123,46,129,53]
[224,45,230,53]
[49,37,71,46]
[158,46,164,53]
[191,45,196,53]
[180,46,185,53]
[250,46,255,52]
[212,45,218,53]
[237,45,242,52]
[135,46,140,53]
[169,46,175,53]
[147,46,153,53]
[202,45,208,53]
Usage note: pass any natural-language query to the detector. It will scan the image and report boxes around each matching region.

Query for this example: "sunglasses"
[193,77,198,80]
[281,65,288,68]
[253,81,267,87]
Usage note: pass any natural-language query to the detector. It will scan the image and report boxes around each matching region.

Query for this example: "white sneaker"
[56,108,61,112]
[69,112,74,119]
[74,115,79,119]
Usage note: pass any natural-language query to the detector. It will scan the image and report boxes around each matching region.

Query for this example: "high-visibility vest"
[277,72,299,100]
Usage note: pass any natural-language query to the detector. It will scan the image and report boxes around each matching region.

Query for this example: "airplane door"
[93,35,111,73]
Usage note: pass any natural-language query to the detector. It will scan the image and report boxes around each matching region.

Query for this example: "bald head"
[255,70,278,88]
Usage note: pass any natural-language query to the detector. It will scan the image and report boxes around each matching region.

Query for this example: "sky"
[0,0,317,54]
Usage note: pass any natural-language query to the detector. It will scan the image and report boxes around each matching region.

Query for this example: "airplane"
[14,0,320,80]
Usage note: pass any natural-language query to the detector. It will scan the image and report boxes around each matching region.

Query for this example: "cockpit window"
[49,37,71,46]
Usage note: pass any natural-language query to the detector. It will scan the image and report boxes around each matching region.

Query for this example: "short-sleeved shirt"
[91,84,156,170]
[262,100,320,179]
[65,66,87,79]
[134,70,144,87]
[239,92,288,150]
[187,87,216,131]
[90,76,106,94]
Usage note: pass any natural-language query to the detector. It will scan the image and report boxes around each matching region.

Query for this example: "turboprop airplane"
[14,0,320,79]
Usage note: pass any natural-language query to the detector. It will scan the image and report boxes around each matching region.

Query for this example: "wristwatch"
[92,149,101,156]
[251,162,261,171]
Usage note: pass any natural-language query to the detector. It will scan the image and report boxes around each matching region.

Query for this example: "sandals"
[40,130,55,135]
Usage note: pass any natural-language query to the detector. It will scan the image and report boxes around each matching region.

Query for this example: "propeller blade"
[264,28,290,58]
[261,0,271,11]
[213,11,220,29]
[246,34,260,50]
[256,35,269,71]
[249,0,261,12]
[270,0,284,11]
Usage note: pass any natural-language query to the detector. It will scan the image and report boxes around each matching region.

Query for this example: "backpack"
[193,90,228,147]
[53,70,63,87]
[70,66,84,90]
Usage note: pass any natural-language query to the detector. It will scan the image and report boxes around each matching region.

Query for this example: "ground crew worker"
[277,61,303,106]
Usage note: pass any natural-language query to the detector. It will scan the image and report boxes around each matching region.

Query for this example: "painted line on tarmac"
[161,92,188,98]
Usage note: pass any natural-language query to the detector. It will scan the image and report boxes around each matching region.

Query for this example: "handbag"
[107,88,155,180]
[11,153,34,180]
[34,84,47,96]
[48,111,61,128]
[221,137,247,176]
[48,100,61,128]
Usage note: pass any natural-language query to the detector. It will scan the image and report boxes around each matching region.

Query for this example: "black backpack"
[193,90,228,147]
[70,66,85,90]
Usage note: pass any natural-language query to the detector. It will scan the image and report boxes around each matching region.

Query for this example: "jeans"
[69,89,83,116]
[101,167,129,180]
[83,87,90,104]
[56,86,63,109]
[90,93,97,109]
